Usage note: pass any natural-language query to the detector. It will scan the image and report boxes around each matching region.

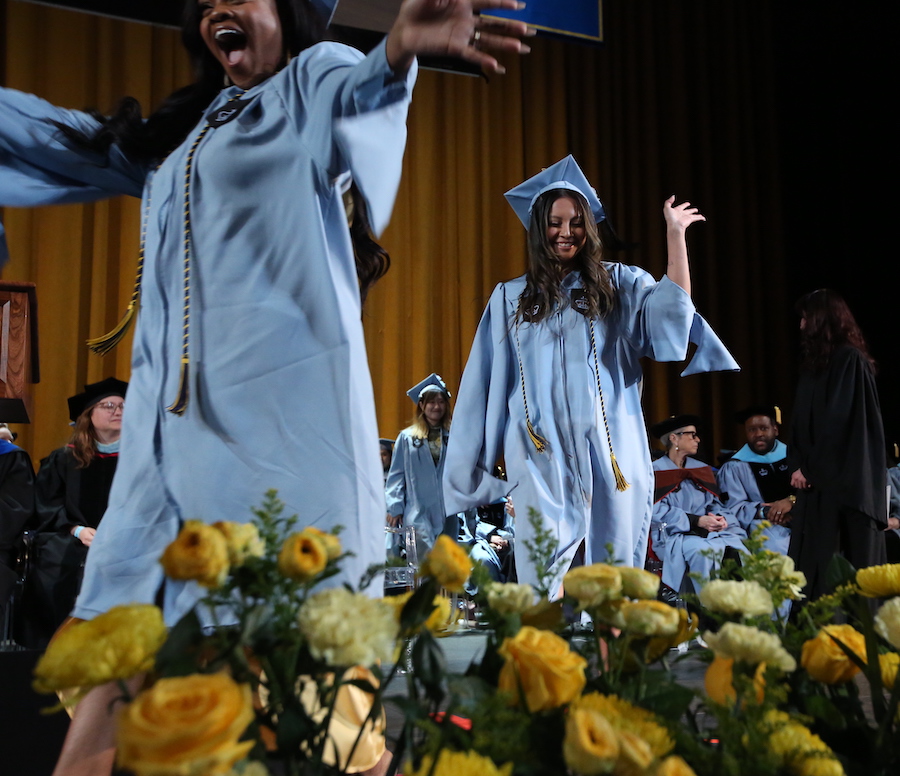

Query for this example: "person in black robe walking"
[788,290,886,600]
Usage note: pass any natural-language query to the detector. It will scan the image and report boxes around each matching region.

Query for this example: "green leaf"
[826,553,858,592]
[804,693,848,730]
[154,610,204,678]
[412,632,447,703]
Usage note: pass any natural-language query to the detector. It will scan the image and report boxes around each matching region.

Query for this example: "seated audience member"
[21,378,126,647]
[887,445,900,562]
[461,485,515,586]
[717,405,795,556]
[650,415,747,596]
[380,438,395,485]
[0,418,35,636]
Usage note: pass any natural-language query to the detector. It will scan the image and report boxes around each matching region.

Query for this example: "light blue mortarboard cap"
[504,155,606,229]
[311,0,340,24]
[406,373,450,404]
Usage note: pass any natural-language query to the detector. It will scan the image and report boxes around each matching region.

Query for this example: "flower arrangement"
[31,499,900,776]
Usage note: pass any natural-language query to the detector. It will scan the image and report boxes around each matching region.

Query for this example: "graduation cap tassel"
[527,419,548,453]
[610,452,630,492]
[590,321,630,492]
[166,358,190,415]
[86,301,138,355]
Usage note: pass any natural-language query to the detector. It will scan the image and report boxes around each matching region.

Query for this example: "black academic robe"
[789,345,887,597]
[0,442,35,608]
[19,446,117,646]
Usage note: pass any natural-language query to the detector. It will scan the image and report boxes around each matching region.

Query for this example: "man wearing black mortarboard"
[716,405,797,559]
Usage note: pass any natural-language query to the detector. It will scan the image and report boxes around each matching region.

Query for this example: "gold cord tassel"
[609,452,630,492]
[526,419,548,453]
[86,302,138,355]
[166,358,190,415]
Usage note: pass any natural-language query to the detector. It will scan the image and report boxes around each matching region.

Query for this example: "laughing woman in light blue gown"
[0,1,531,773]
[443,156,739,598]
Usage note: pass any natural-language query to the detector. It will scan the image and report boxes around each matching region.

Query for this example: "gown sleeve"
[0,86,149,263]
[276,39,418,237]
[443,284,515,515]
[716,460,762,531]
[384,433,409,519]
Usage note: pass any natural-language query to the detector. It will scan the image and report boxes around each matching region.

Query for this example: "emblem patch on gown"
[571,289,590,316]
[207,99,253,127]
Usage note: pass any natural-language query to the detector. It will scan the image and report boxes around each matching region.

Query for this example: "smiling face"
[419,392,448,428]
[745,414,778,455]
[545,195,587,264]
[198,0,284,89]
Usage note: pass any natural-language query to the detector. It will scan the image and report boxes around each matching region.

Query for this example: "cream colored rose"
[486,582,536,615]
[564,564,623,609]
[212,521,265,567]
[618,567,661,600]
[698,579,774,617]
[875,597,900,649]
[563,706,619,775]
[801,624,866,684]
[116,673,254,776]
[160,520,230,588]
[758,551,807,599]
[619,600,680,637]
[299,587,398,667]
[498,626,587,712]
[703,622,796,672]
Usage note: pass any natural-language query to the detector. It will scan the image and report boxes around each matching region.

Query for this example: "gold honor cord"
[514,322,548,453]
[589,320,629,492]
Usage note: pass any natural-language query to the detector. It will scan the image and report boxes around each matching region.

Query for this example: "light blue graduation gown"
[385,428,458,552]
[716,440,792,555]
[443,266,739,596]
[0,41,417,624]
[889,465,900,540]
[652,455,747,592]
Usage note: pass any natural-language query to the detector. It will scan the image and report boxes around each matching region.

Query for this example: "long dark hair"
[515,189,620,324]
[346,183,391,304]
[55,0,324,162]
[69,407,103,468]
[797,289,876,373]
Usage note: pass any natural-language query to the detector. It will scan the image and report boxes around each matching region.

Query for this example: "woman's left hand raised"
[664,195,706,233]
[386,0,533,74]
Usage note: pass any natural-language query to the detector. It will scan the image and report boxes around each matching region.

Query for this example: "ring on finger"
[471,29,482,47]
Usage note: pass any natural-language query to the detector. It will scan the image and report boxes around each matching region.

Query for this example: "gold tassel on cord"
[86,302,138,356]
[166,358,190,416]
[610,452,630,492]
[527,420,548,453]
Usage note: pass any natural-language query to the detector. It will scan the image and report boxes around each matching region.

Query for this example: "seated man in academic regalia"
[887,444,900,563]
[717,405,796,557]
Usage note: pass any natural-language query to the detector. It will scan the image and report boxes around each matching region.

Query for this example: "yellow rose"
[879,652,899,688]
[406,750,513,776]
[620,600,680,637]
[563,706,619,775]
[33,605,167,694]
[856,563,900,598]
[801,624,866,684]
[564,564,623,609]
[300,526,342,560]
[384,591,453,635]
[212,521,265,567]
[116,674,254,776]
[498,626,587,712]
[160,520,230,588]
[618,567,661,600]
[656,755,699,776]
[616,730,654,776]
[277,531,328,582]
[645,607,698,662]
[419,535,472,592]
[704,657,766,705]
[875,597,900,649]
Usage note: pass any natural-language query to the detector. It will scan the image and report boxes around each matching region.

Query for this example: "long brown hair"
[68,408,102,468]
[797,289,876,373]
[515,189,617,324]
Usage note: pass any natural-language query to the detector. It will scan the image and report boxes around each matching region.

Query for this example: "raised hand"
[386,0,533,74]
[664,195,706,233]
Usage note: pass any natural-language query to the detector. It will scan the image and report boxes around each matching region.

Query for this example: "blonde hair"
[405,389,452,440]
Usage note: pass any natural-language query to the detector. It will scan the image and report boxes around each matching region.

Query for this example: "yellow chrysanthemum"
[277,531,328,582]
[763,710,845,776]
[801,624,866,684]
[117,673,255,776]
[856,563,900,598]
[419,535,472,592]
[33,604,167,694]
[406,750,513,776]
[564,564,623,609]
[571,693,674,759]
[160,520,230,588]
[498,626,587,712]
[212,521,265,567]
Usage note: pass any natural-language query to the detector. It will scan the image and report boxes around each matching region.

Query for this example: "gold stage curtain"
[1,0,789,466]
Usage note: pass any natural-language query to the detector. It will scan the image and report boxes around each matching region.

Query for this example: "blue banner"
[483,1,603,43]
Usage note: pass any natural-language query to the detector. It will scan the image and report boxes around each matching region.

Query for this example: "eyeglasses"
[674,430,699,439]
[94,401,125,414]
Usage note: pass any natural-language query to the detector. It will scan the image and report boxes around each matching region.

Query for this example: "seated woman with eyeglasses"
[22,378,127,647]
[649,414,747,598]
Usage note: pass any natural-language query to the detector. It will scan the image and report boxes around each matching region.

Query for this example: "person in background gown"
[788,289,887,600]
[443,155,739,597]
[0,2,531,774]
